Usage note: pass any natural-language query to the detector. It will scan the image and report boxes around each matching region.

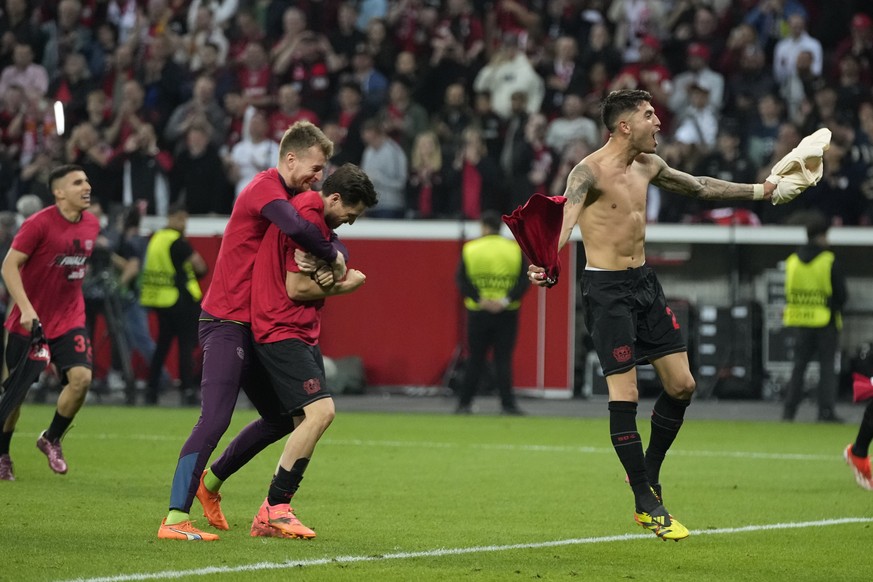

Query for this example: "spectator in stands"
[114,123,173,215]
[718,23,760,79]
[187,0,238,31]
[359,118,407,218]
[356,0,388,34]
[773,13,823,84]
[192,41,238,104]
[432,82,474,165]
[516,112,555,205]
[275,33,335,122]
[328,1,365,75]
[744,0,808,54]
[545,93,599,154]
[178,4,230,72]
[804,138,867,226]
[0,42,48,100]
[170,123,233,215]
[537,35,584,120]
[578,21,623,81]
[226,10,265,63]
[499,90,530,197]
[236,41,275,110]
[609,35,674,131]
[0,0,44,65]
[607,0,666,64]
[226,110,280,198]
[222,89,251,152]
[164,75,229,150]
[548,138,591,198]
[671,81,720,167]
[330,81,367,165]
[431,0,484,80]
[781,50,822,125]
[756,121,801,224]
[669,43,725,115]
[0,84,26,167]
[140,34,190,139]
[363,18,397,78]
[473,31,544,119]
[102,43,137,113]
[724,44,778,127]
[48,52,94,129]
[446,126,504,219]
[407,130,448,218]
[744,92,786,168]
[833,55,866,121]
[473,90,503,161]
[378,77,428,157]
[834,13,873,85]
[347,42,389,112]
[269,84,320,144]
[64,122,118,207]
[41,0,90,76]
[270,7,310,79]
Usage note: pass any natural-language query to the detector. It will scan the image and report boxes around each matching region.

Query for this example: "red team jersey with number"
[5,206,99,338]
[202,168,298,323]
[251,191,329,345]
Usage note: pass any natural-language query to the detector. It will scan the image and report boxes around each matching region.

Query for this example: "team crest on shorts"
[612,345,632,363]
[237,347,245,360]
[303,378,321,394]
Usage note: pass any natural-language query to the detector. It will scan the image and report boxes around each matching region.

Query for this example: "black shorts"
[254,339,332,415]
[581,266,686,376]
[5,327,92,385]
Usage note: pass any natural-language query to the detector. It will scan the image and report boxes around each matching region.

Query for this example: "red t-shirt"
[251,190,329,345]
[5,206,99,339]
[202,168,298,322]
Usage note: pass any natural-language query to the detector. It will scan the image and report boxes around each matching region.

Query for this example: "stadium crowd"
[0,0,871,227]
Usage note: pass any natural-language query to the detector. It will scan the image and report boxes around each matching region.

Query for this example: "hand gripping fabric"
[0,321,50,424]
[766,127,832,205]
[502,194,567,285]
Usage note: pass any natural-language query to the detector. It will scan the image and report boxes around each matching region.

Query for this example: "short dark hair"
[480,210,503,232]
[167,201,188,216]
[49,164,85,190]
[322,164,378,208]
[806,210,829,240]
[601,89,653,132]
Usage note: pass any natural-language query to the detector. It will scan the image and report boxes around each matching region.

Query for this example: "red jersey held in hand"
[5,206,99,339]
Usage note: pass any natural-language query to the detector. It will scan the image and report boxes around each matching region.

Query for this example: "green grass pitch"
[2,403,870,582]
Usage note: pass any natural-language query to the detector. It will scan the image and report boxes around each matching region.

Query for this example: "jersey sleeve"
[10,214,46,257]
[261,199,337,262]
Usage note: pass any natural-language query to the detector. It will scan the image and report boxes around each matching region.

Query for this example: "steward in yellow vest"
[454,211,530,415]
[139,203,208,405]
[781,212,847,423]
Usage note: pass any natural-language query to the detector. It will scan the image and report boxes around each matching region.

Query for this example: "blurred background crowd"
[0,0,871,226]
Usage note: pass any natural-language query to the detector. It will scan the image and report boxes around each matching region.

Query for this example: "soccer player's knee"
[66,367,92,391]
[671,374,696,399]
[308,399,335,429]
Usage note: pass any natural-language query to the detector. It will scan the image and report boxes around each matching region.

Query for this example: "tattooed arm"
[649,155,776,202]
[558,162,597,251]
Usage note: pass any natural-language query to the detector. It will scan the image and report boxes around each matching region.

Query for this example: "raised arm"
[557,162,596,251]
[649,155,776,202]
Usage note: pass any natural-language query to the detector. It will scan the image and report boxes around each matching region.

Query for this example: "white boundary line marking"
[14,432,838,462]
[60,518,873,582]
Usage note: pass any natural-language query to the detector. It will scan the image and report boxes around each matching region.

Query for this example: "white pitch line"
[59,517,873,582]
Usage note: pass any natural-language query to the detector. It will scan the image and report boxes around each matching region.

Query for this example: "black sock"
[0,431,12,456]
[267,458,310,506]
[609,401,658,513]
[853,400,873,458]
[45,411,73,442]
[645,392,691,485]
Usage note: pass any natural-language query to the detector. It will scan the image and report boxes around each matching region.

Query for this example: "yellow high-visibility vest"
[462,235,523,311]
[140,229,202,308]
[783,251,840,328]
